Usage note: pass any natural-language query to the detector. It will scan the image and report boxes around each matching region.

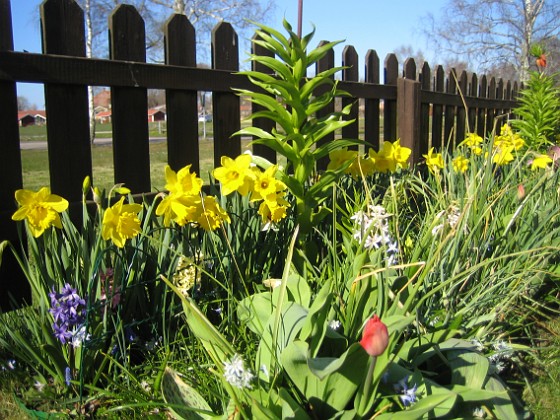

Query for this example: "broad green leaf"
[161,367,215,420]
[281,341,368,417]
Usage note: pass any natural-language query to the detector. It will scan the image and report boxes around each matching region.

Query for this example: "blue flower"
[49,283,87,344]
[65,366,72,386]
[394,376,418,407]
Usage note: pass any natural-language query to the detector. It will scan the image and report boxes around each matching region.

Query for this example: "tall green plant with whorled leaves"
[235,20,363,236]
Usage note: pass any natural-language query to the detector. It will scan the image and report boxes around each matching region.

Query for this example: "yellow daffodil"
[423,147,444,173]
[462,133,484,155]
[251,165,286,201]
[392,139,412,168]
[194,195,230,231]
[101,197,143,248]
[164,164,203,196]
[491,146,515,166]
[369,140,411,173]
[452,155,469,173]
[258,194,290,224]
[531,154,553,170]
[348,155,376,178]
[327,148,358,172]
[212,154,256,196]
[12,187,69,238]
[156,193,200,227]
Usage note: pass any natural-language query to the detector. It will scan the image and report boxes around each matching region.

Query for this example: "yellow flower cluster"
[212,154,290,225]
[12,187,69,237]
[488,124,526,166]
[101,196,143,248]
[156,165,230,231]
[327,140,412,177]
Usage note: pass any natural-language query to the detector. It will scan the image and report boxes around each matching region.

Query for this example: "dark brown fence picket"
[419,62,431,155]
[211,22,241,166]
[444,69,457,149]
[477,75,488,137]
[0,0,28,309]
[468,73,478,134]
[110,5,151,193]
[42,0,93,201]
[431,65,445,149]
[342,45,359,147]
[164,14,199,174]
[384,54,398,141]
[364,50,380,150]
[487,77,497,134]
[455,71,468,144]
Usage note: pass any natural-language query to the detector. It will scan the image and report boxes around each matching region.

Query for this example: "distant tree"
[423,0,560,82]
[17,96,30,111]
[394,45,425,76]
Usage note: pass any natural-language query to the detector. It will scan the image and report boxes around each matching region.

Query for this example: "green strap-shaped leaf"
[161,367,216,420]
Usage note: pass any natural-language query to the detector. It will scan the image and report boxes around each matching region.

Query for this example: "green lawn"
[21,139,253,193]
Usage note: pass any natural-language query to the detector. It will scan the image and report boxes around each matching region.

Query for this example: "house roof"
[18,110,46,120]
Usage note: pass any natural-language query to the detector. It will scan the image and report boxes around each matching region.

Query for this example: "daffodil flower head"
[491,146,515,166]
[452,155,469,173]
[461,133,484,155]
[530,153,553,170]
[327,148,358,172]
[258,192,290,224]
[423,147,445,174]
[164,164,203,196]
[101,197,143,248]
[212,154,256,196]
[12,187,69,237]
[251,165,287,201]
[194,195,230,231]
[155,193,200,227]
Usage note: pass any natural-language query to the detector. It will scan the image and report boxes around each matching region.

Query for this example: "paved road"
[20,137,170,150]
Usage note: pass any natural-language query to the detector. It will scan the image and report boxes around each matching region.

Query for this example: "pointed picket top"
[41,0,85,56]
[403,57,416,79]
[419,61,430,89]
[110,4,146,62]
[212,21,239,71]
[365,49,379,83]
[164,13,196,66]
[384,53,398,84]
[342,45,358,81]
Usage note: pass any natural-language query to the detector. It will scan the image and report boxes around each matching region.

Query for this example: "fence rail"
[0,0,519,309]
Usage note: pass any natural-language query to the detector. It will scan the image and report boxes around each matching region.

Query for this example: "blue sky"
[10,0,446,107]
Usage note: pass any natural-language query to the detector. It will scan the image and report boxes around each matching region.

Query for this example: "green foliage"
[512,71,560,150]
[235,19,363,235]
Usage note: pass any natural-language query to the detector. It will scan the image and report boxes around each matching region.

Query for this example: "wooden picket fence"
[0,0,519,309]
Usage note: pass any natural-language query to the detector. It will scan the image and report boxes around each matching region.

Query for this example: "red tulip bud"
[360,315,389,357]
[536,54,547,68]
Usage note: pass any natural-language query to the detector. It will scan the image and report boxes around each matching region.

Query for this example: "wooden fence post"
[0,0,29,310]
[384,54,398,141]
[109,5,151,193]
[444,68,457,149]
[212,22,241,166]
[431,65,445,149]
[419,61,431,156]
[477,75,488,137]
[397,77,421,164]
[251,33,276,164]
[41,0,92,201]
[164,14,199,174]
[315,40,334,170]
[342,45,359,146]
[364,49,380,151]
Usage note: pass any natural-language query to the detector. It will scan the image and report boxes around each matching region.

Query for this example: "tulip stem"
[362,355,377,409]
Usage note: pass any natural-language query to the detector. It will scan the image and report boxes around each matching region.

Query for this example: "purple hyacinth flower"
[65,367,72,386]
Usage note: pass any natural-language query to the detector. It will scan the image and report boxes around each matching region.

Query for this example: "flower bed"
[1,20,560,419]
